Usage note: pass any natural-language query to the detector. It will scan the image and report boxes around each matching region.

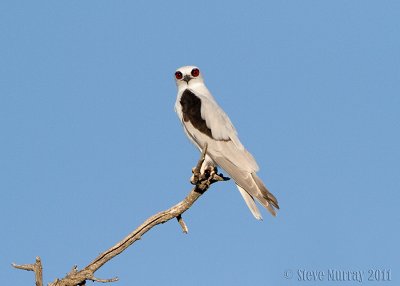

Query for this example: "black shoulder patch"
[180,89,213,138]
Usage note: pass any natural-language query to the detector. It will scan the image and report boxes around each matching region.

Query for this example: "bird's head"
[174,66,205,90]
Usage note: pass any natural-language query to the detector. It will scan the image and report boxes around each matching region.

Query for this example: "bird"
[174,65,279,220]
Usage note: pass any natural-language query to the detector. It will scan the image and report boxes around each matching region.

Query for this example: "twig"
[13,143,229,286]
[191,143,208,185]
[176,214,189,233]
[91,276,119,283]
[12,256,43,286]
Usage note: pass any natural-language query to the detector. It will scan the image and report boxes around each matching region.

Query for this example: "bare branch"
[14,143,229,286]
[90,276,119,283]
[176,214,189,233]
[12,256,43,286]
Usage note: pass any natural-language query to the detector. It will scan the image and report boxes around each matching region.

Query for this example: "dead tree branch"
[13,143,229,286]
[12,256,43,286]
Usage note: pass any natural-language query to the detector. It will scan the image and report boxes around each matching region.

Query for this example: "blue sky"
[1,1,399,285]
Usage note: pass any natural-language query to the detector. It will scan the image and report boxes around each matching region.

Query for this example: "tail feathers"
[238,173,279,218]
[237,185,263,220]
[210,154,279,219]
[256,195,277,217]
[251,173,280,210]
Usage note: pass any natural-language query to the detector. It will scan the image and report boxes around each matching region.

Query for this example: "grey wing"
[199,95,259,172]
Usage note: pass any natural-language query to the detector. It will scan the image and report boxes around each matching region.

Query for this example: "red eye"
[191,68,200,77]
[175,71,183,80]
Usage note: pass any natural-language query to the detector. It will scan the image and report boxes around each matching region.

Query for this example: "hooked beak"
[183,75,191,83]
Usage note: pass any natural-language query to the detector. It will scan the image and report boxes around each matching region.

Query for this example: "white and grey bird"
[174,65,279,220]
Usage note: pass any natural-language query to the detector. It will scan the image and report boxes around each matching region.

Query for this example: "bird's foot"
[191,165,216,185]
[191,165,229,185]
[204,165,218,178]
